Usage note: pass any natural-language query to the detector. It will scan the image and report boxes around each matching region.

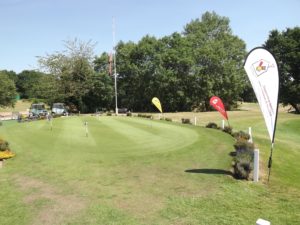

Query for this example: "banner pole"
[267,143,274,182]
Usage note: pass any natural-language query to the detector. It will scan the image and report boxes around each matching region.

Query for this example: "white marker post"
[256,218,270,225]
[248,127,253,143]
[253,149,259,182]
[194,116,197,126]
[221,120,225,129]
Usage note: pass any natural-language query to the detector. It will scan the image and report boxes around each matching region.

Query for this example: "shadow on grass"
[185,168,233,176]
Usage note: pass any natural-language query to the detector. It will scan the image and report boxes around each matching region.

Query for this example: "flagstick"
[112,17,118,115]
[85,122,88,137]
[227,119,231,128]
[267,143,274,182]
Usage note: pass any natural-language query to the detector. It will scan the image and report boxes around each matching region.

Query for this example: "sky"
[0,0,299,73]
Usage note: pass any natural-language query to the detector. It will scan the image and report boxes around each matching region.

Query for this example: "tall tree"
[264,27,300,113]
[0,71,17,107]
[0,70,17,84]
[184,11,247,111]
[38,39,98,112]
[16,70,45,99]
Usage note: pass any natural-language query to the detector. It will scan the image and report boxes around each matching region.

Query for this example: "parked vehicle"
[52,103,67,115]
[29,103,48,116]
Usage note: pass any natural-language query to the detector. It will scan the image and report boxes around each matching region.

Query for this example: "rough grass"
[0,100,31,113]
[0,105,300,224]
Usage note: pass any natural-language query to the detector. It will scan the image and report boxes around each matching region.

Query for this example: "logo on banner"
[252,59,275,77]
[212,99,218,104]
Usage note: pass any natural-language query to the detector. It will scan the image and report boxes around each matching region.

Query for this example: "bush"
[165,117,172,122]
[181,118,191,124]
[137,114,152,119]
[107,112,112,116]
[126,112,132,117]
[0,150,15,159]
[233,139,254,179]
[206,122,218,129]
[0,138,9,151]
[222,126,233,135]
[234,139,254,153]
[232,130,250,140]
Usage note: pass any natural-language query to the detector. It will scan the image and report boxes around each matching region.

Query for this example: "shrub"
[0,138,9,151]
[234,139,254,153]
[107,112,112,116]
[181,118,191,124]
[233,139,254,179]
[222,126,233,135]
[0,150,15,159]
[206,122,218,129]
[137,114,152,119]
[126,112,132,117]
[165,118,172,122]
[232,130,250,140]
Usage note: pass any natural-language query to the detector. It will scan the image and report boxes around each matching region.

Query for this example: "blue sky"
[1,0,299,73]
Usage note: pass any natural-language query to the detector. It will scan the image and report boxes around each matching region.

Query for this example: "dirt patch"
[13,175,86,225]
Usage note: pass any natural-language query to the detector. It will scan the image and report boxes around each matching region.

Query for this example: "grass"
[0,100,32,113]
[0,104,300,224]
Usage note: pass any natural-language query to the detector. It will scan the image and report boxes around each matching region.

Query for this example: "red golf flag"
[209,96,228,120]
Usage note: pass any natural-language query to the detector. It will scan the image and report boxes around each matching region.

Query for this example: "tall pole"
[112,17,118,115]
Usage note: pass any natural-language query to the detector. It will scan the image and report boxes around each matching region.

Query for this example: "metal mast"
[112,17,118,115]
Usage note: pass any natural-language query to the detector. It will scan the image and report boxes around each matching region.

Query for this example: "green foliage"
[94,11,246,112]
[222,125,233,135]
[233,139,254,179]
[16,70,49,99]
[206,122,218,129]
[137,113,152,119]
[181,118,191,124]
[233,139,254,153]
[232,130,250,140]
[0,71,17,108]
[164,117,172,122]
[0,138,9,151]
[126,112,132,117]
[264,27,300,113]
[38,39,113,113]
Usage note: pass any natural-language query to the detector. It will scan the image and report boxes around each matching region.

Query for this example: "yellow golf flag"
[152,97,162,113]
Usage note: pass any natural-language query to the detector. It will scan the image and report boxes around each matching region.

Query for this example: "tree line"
[1,12,299,113]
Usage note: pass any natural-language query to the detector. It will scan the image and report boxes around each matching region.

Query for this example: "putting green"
[0,116,199,158]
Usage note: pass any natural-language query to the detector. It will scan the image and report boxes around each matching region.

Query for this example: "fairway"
[1,111,300,225]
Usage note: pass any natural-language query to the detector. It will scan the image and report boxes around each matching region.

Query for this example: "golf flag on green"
[152,97,162,113]
[244,47,279,181]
